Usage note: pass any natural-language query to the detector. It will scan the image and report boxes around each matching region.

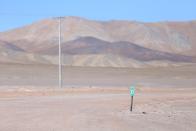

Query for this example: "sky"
[0,0,196,31]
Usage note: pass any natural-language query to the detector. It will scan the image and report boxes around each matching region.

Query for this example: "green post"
[130,86,135,112]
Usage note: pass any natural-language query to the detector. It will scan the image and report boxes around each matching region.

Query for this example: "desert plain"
[0,63,196,131]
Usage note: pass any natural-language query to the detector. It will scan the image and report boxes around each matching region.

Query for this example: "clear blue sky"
[1,0,196,31]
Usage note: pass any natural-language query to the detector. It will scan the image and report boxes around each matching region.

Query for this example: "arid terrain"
[0,86,196,131]
[0,63,196,88]
[0,17,196,67]
[0,17,196,131]
[0,63,196,131]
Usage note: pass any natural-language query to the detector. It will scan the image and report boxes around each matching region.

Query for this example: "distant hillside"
[38,37,194,62]
[0,17,196,67]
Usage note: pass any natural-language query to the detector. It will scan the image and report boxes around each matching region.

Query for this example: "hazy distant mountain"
[0,16,196,67]
[38,37,193,62]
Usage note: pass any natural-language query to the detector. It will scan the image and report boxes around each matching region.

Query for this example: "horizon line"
[1,15,196,32]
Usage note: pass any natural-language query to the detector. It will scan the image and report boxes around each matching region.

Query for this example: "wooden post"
[130,96,133,111]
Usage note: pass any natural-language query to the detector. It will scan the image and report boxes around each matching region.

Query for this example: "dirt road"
[0,87,196,131]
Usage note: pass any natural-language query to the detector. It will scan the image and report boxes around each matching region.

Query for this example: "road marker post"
[130,86,135,112]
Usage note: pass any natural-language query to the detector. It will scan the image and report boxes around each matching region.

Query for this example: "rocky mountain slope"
[0,17,196,67]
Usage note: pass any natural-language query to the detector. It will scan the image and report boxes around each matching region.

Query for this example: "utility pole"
[58,17,62,88]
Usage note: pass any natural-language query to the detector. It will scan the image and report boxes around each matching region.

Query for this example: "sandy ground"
[0,63,196,131]
[0,63,196,88]
[0,87,196,131]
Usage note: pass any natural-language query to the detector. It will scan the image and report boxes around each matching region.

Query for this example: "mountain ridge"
[37,36,194,62]
[0,17,196,67]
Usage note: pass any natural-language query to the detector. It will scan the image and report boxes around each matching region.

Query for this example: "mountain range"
[0,16,196,67]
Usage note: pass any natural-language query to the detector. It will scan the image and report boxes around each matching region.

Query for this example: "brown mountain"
[38,36,193,62]
[0,17,196,67]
